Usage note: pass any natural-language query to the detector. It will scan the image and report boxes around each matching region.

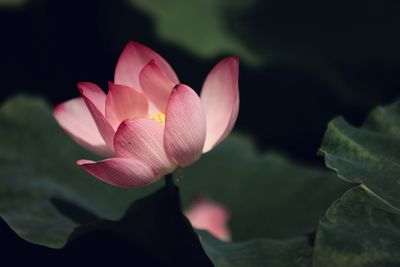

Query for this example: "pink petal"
[77,158,156,188]
[200,56,239,153]
[114,41,179,91]
[185,198,231,241]
[53,98,113,157]
[114,118,176,177]
[105,82,149,129]
[76,82,106,114]
[77,82,115,150]
[164,84,206,167]
[139,60,175,112]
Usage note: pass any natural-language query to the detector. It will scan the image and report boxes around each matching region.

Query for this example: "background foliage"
[1,0,400,266]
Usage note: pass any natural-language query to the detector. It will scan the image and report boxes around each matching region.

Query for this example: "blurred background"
[2,0,400,265]
[2,0,400,165]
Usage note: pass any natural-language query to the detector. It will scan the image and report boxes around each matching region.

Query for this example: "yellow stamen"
[149,111,166,126]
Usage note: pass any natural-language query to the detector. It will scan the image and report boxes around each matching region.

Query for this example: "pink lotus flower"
[185,198,231,241]
[54,41,239,188]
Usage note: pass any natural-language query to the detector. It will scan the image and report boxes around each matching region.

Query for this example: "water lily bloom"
[185,198,231,241]
[54,41,239,188]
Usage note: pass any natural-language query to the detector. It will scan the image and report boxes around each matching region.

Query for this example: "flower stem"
[165,173,174,189]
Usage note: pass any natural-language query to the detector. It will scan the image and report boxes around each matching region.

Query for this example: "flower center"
[149,111,166,126]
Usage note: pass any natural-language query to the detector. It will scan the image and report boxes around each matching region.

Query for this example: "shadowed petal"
[78,82,115,150]
[105,82,148,128]
[139,60,175,112]
[53,98,113,157]
[114,41,179,91]
[114,118,176,176]
[164,84,206,167]
[200,56,239,153]
[77,158,156,188]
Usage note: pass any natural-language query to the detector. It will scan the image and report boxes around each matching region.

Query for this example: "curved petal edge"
[164,84,206,167]
[114,118,176,176]
[139,60,175,112]
[114,41,179,91]
[53,98,113,157]
[200,56,239,153]
[105,82,148,128]
[77,82,115,150]
[77,158,157,188]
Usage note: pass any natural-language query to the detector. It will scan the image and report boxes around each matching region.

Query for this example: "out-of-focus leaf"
[0,0,27,7]
[0,95,160,248]
[0,95,346,253]
[181,135,348,240]
[319,100,400,212]
[128,0,400,65]
[315,99,400,266]
[235,1,400,64]
[74,186,214,267]
[129,0,259,64]
[124,0,400,119]
[313,186,400,267]
[199,230,312,267]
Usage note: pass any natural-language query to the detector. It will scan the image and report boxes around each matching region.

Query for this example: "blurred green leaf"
[319,100,400,213]
[199,231,312,267]
[0,95,346,255]
[126,0,400,109]
[313,186,400,267]
[0,95,160,248]
[128,0,400,65]
[234,1,400,64]
[0,0,27,7]
[129,0,259,64]
[181,135,348,240]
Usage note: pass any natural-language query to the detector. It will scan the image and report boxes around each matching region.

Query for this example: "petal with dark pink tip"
[164,84,206,167]
[53,98,113,157]
[114,118,176,176]
[200,56,239,153]
[114,41,179,91]
[78,82,115,150]
[139,60,175,112]
[77,158,156,188]
[105,82,148,128]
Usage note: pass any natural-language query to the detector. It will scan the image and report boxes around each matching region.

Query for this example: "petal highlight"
[114,118,176,177]
[164,84,206,167]
[78,82,115,150]
[114,41,179,91]
[139,60,175,112]
[77,158,156,188]
[105,82,148,128]
[200,56,239,153]
[53,98,113,157]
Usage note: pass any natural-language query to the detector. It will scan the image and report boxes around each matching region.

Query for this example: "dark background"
[3,0,400,164]
[1,0,400,265]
